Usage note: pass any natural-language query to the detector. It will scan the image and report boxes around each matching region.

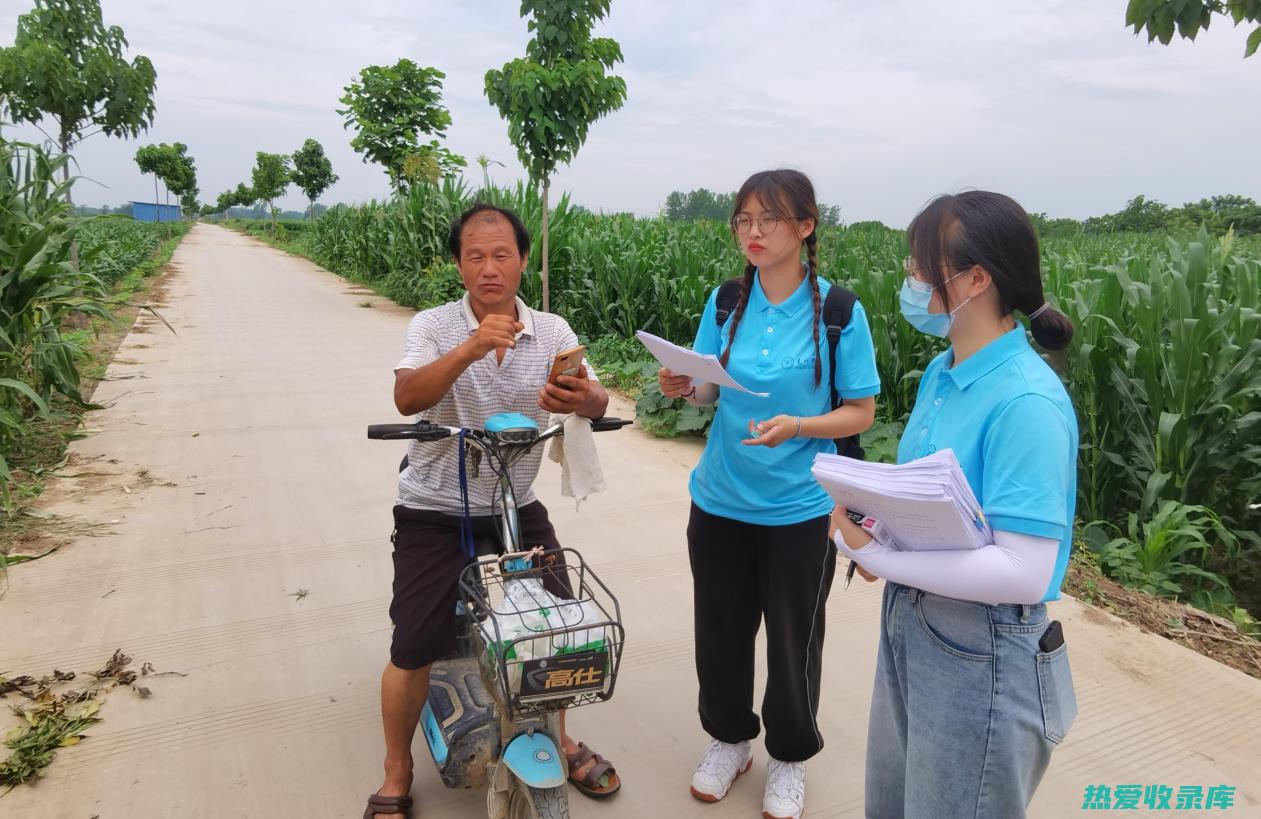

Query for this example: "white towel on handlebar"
[547,413,606,509]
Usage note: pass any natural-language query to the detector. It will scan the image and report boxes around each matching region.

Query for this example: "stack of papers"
[811,449,992,551]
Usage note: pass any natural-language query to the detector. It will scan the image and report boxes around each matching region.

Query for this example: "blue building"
[130,201,182,222]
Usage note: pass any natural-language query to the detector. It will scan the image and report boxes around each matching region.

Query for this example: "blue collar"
[748,269,812,318]
[945,327,1031,390]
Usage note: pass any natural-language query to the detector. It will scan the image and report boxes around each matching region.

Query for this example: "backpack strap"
[822,285,865,460]
[713,277,743,328]
[822,285,857,410]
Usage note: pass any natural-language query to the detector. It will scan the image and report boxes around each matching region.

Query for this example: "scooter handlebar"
[366,422,452,441]
[367,416,628,442]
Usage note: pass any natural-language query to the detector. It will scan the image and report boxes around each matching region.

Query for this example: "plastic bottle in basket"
[550,598,607,656]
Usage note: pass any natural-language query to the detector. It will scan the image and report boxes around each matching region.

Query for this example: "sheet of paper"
[635,330,769,397]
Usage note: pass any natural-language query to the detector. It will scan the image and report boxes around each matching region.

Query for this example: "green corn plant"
[1084,501,1235,599]
[0,140,110,507]
[1063,232,1260,540]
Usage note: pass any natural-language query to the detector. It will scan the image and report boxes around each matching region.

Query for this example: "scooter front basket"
[459,548,625,719]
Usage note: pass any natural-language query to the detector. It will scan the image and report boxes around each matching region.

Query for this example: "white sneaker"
[762,758,806,819]
[690,739,753,802]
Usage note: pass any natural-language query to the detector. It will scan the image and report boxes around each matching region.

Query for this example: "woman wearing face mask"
[832,191,1079,819]
[658,169,880,819]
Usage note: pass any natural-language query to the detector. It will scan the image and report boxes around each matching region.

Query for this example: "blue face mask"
[899,274,974,338]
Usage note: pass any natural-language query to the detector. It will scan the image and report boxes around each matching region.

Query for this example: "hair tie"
[1028,302,1052,320]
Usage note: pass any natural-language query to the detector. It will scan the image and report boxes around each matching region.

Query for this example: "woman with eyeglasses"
[657,169,881,819]
[832,191,1079,818]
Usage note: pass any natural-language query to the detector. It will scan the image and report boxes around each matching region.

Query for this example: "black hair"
[448,203,531,259]
[907,191,1074,350]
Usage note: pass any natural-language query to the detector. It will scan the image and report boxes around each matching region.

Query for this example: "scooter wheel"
[506,779,569,819]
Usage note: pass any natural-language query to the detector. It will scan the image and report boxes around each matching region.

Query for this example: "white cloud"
[2,0,1257,224]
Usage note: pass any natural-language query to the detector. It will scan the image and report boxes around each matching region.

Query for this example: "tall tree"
[157,142,195,226]
[162,143,195,198]
[1127,0,1261,58]
[232,182,256,208]
[663,189,735,222]
[0,0,157,203]
[170,145,198,218]
[134,142,195,230]
[209,186,248,216]
[687,188,720,221]
[134,143,166,222]
[1175,194,1261,235]
[290,138,338,217]
[250,152,290,233]
[664,190,686,221]
[338,60,465,192]
[485,0,627,311]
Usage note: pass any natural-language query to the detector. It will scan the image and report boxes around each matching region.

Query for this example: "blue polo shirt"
[689,273,881,526]
[899,327,1078,602]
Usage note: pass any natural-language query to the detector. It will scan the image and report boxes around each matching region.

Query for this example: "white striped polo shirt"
[393,293,598,515]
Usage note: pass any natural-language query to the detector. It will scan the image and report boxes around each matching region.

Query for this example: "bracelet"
[683,385,697,400]
[793,416,802,438]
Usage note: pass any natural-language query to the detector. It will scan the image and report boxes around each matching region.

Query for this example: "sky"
[2,0,1258,225]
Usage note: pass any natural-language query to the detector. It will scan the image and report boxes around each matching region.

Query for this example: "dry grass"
[0,650,181,791]
[1067,555,1261,680]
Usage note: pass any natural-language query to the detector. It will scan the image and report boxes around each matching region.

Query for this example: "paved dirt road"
[2,224,1258,818]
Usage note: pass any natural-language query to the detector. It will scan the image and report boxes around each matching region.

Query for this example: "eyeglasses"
[902,257,933,293]
[903,256,969,293]
[733,213,794,235]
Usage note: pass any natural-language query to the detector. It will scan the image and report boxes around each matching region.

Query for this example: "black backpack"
[714,278,866,460]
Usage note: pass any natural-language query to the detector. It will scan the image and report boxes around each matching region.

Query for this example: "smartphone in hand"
[549,345,587,384]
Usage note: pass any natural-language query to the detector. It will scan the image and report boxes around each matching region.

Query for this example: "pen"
[841,508,869,589]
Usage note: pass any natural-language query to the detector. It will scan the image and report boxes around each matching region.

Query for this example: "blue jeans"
[865,582,1078,818]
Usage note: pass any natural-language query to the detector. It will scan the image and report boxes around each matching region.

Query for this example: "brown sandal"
[566,741,621,799]
[363,793,413,818]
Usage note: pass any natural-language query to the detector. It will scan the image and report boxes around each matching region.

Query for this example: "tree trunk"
[60,136,73,206]
[153,174,160,225]
[61,133,80,271]
[162,180,172,238]
[541,178,551,313]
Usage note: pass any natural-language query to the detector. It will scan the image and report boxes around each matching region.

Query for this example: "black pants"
[687,502,836,762]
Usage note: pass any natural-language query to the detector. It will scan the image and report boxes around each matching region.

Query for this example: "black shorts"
[388,501,571,670]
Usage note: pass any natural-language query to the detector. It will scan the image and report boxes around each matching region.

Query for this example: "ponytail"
[1024,301,1074,351]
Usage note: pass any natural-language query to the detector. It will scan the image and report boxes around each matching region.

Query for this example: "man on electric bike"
[366,204,622,818]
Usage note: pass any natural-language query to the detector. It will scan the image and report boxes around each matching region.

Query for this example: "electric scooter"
[368,413,629,818]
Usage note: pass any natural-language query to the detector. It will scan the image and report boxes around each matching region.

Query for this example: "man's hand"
[658,368,694,399]
[742,415,798,448]
[466,314,523,359]
[539,364,591,414]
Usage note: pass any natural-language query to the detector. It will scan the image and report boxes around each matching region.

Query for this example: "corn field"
[286,181,1261,617]
[1,140,182,506]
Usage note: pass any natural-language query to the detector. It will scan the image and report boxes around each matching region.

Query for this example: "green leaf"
[1245,25,1261,58]
[0,378,50,416]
